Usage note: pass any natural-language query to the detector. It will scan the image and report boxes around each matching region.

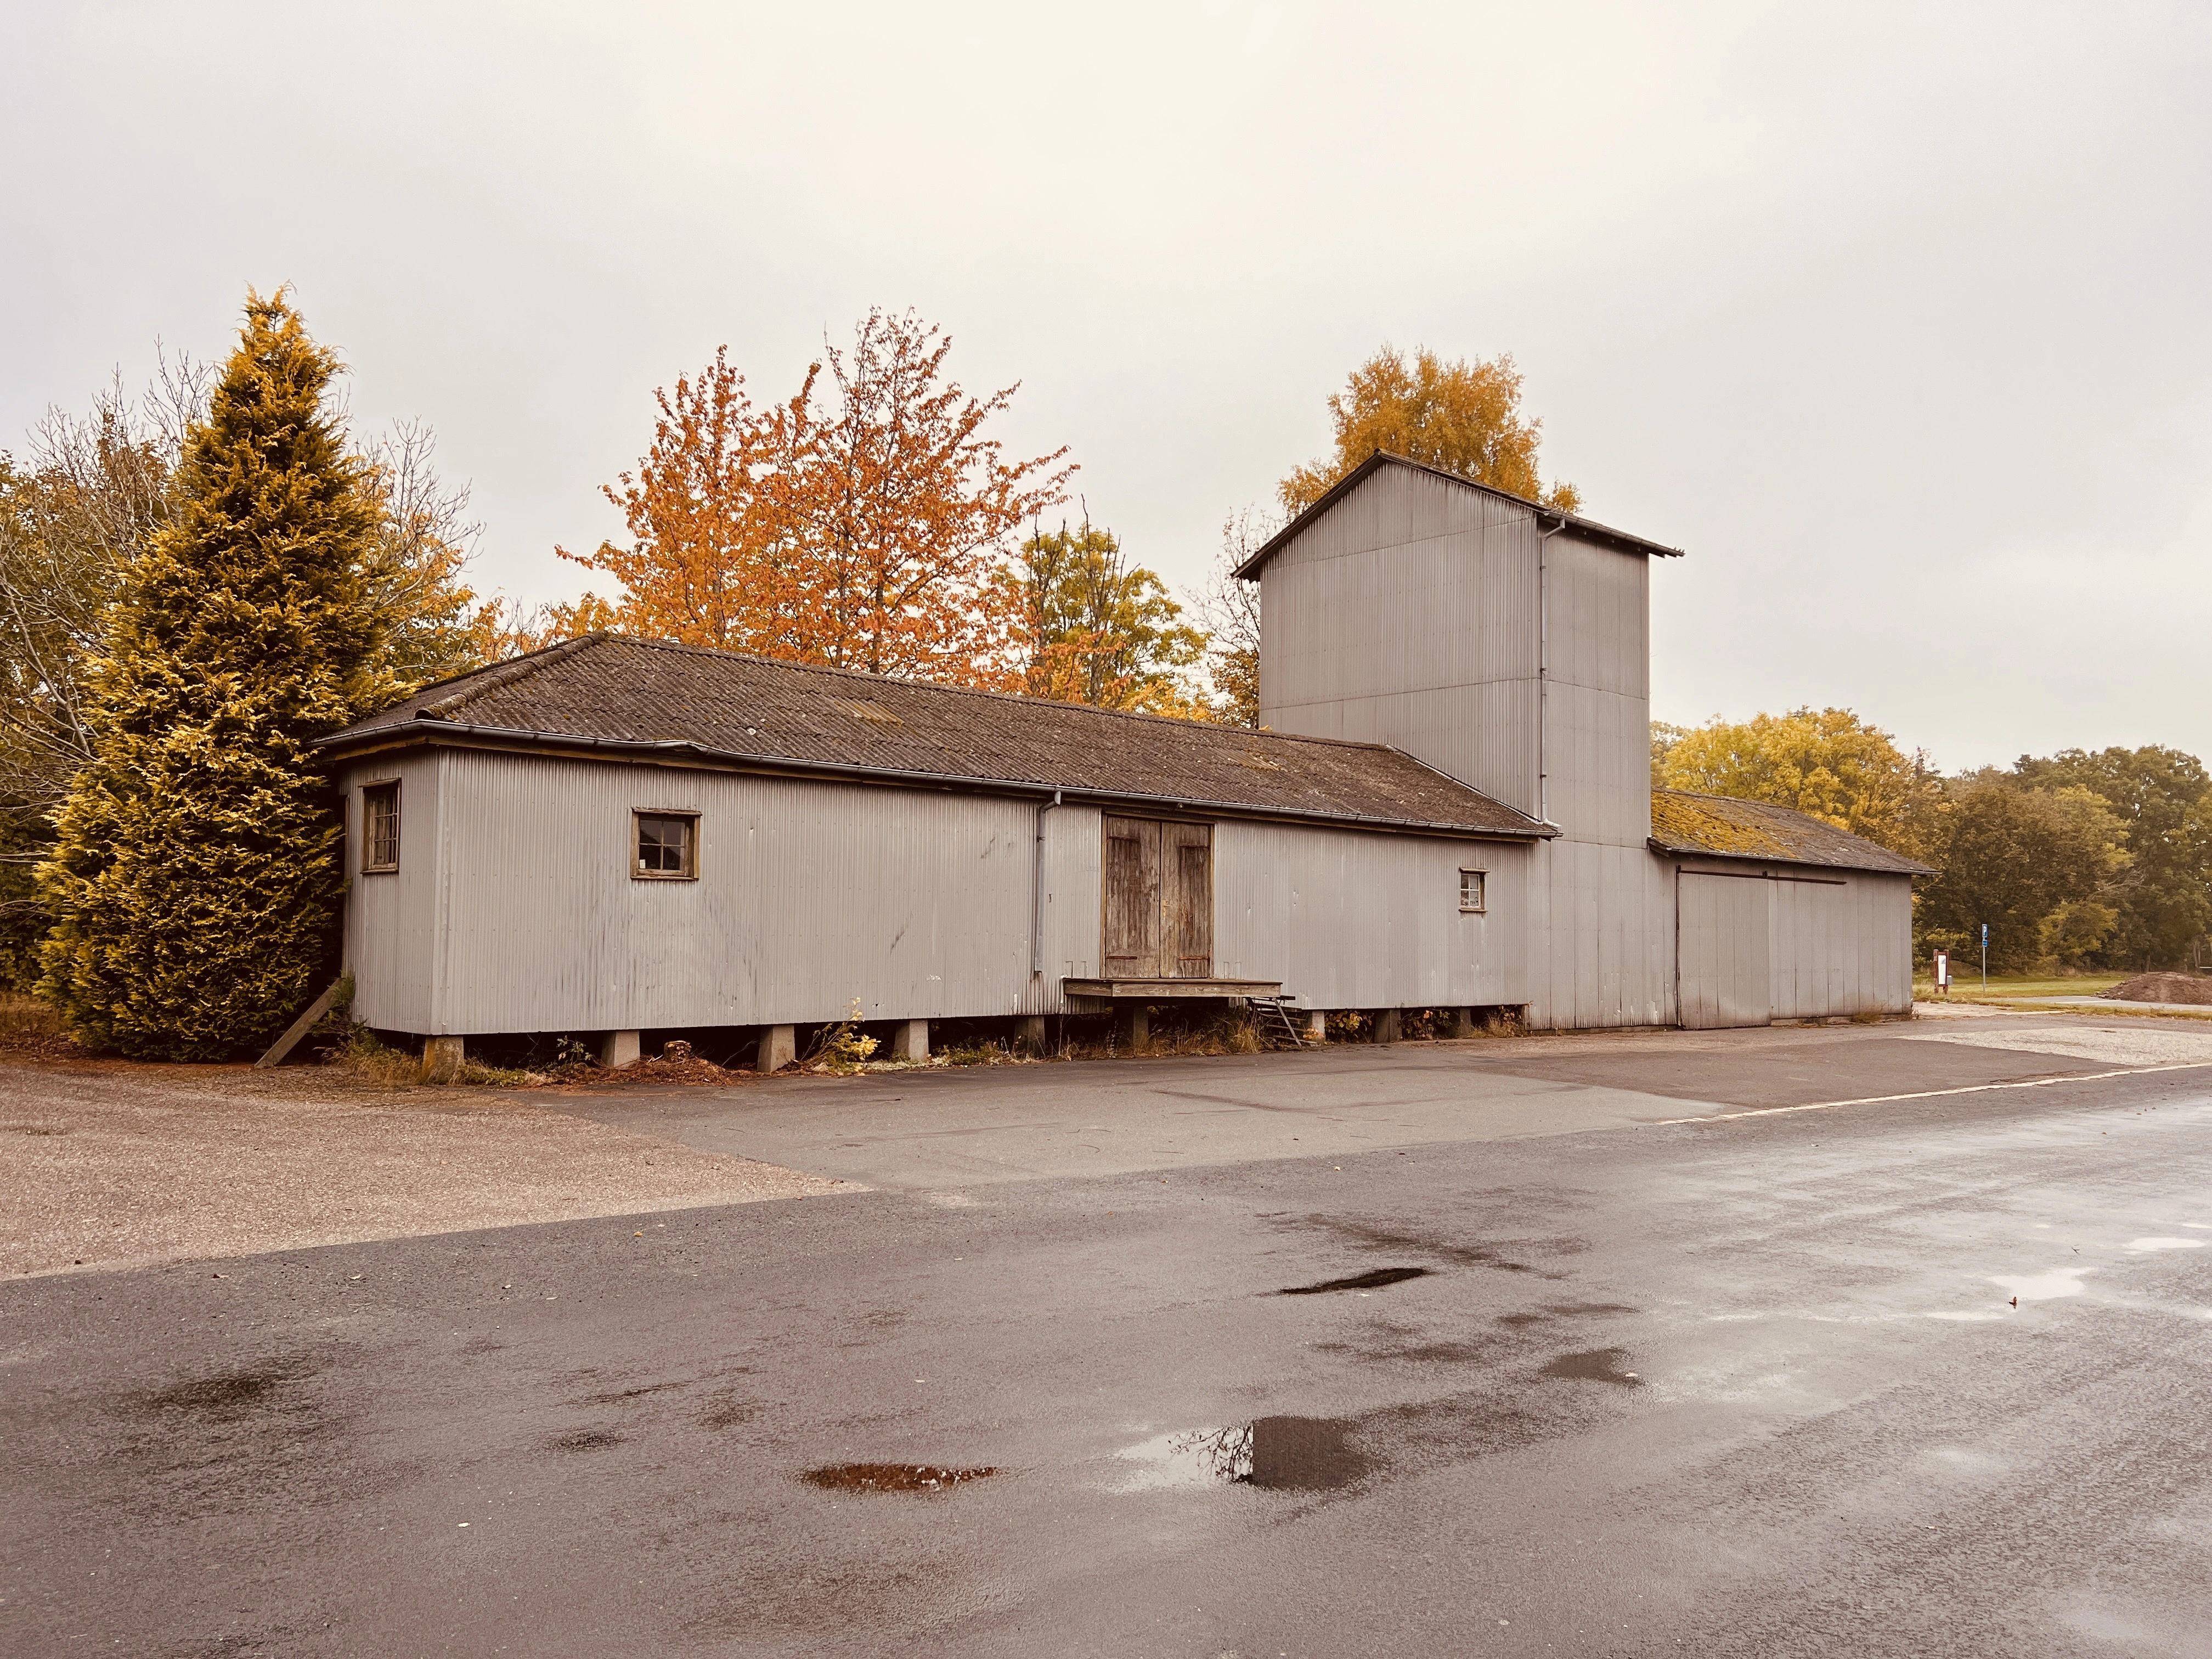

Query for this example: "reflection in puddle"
[1539,1348,1641,1386]
[2125,1237,2207,1252]
[802,1462,996,1493]
[1279,1266,1434,1296]
[1116,1417,1371,1491]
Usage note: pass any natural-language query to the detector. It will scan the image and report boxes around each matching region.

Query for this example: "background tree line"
[1654,711,2211,975]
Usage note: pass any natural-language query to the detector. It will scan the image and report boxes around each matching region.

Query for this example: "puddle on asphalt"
[1115,1417,1371,1491]
[550,1430,627,1452]
[802,1463,996,1493]
[1538,1348,1642,1386]
[1278,1266,1434,1296]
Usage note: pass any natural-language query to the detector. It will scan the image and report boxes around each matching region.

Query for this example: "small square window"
[634,811,698,879]
[363,782,400,873]
[1459,868,1486,913]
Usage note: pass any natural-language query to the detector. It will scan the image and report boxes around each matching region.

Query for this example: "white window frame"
[1458,867,1487,914]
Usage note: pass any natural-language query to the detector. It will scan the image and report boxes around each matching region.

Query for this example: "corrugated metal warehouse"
[320,451,1928,1064]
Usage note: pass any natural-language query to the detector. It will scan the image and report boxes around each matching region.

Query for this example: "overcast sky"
[5,3,2207,771]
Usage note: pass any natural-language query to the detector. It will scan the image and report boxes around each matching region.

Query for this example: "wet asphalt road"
[6,1023,2212,1657]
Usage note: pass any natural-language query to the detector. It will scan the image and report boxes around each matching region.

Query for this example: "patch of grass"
[1915,973,2127,1000]
[336,1026,421,1088]
[0,991,75,1056]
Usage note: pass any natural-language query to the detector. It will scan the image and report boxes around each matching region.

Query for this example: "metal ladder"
[1246,996,1310,1051]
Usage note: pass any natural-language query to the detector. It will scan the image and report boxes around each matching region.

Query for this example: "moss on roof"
[1649,788,1934,876]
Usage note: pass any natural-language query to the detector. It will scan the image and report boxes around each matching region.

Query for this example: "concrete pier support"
[759,1024,796,1073]
[601,1029,641,1070]
[1450,1007,1479,1039]
[1373,1008,1402,1045]
[420,1035,464,1084]
[893,1019,929,1062]
[1304,1009,1328,1043]
[1015,1014,1048,1055]
[1121,1005,1148,1049]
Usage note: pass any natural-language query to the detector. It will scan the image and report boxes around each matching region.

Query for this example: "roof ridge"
[415,632,609,721]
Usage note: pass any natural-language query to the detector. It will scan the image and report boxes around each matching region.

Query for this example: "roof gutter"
[317,717,1559,843]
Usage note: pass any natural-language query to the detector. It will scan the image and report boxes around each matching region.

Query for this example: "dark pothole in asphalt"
[550,1430,629,1451]
[802,1463,997,1493]
[1278,1266,1434,1295]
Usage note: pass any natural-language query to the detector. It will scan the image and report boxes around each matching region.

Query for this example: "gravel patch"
[0,1059,851,1278]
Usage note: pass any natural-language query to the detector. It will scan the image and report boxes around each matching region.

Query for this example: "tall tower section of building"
[1238,452,1682,1028]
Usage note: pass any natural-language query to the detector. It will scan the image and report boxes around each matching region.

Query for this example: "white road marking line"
[1655,1060,2212,1125]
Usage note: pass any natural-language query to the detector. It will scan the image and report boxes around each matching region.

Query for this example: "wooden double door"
[1103,816,1213,979]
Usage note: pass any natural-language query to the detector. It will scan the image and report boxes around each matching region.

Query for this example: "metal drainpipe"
[1538,516,1567,826]
[1031,789,1063,974]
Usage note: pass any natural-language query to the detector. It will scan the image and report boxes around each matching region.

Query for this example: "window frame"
[361,781,402,874]
[632,809,701,882]
[1458,867,1487,914]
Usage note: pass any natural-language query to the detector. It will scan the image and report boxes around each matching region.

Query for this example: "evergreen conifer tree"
[37,293,388,1058]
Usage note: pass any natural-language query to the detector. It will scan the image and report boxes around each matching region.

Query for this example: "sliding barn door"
[1103,816,1163,977]
[1677,872,1772,1029]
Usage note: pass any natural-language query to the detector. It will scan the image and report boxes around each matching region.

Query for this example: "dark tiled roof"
[324,634,1549,839]
[1649,788,1935,876]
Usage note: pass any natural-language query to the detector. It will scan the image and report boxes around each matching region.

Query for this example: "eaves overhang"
[1234,450,1686,580]
[318,716,1559,845]
[1648,837,1938,879]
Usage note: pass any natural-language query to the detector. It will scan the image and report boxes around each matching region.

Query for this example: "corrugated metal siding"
[1215,822,1530,1009]
[1260,465,1541,817]
[1519,840,1675,1030]
[413,749,1102,1034]
[340,752,442,1032]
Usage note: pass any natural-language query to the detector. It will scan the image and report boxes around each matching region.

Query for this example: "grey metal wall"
[1215,822,1531,1009]
[341,749,1101,1035]
[1260,465,1542,817]
[338,751,444,1034]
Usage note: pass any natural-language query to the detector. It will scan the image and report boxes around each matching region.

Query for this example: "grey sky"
[5,3,2207,771]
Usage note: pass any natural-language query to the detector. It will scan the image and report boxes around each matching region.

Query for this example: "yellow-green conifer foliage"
[37,294,387,1058]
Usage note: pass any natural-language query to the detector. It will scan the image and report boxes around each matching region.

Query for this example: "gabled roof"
[321,634,1552,841]
[1649,788,1936,876]
[1235,450,1685,579]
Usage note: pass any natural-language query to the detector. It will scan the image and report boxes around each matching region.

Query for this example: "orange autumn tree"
[556,311,1071,686]
[554,347,812,653]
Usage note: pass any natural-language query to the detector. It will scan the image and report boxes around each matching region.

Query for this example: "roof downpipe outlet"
[1032,789,1063,975]
[1538,514,1568,828]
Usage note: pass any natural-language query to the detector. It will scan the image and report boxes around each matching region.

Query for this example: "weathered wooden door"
[1103,816,1163,977]
[1102,817,1212,979]
[1677,872,1771,1029]
[1162,822,1213,978]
